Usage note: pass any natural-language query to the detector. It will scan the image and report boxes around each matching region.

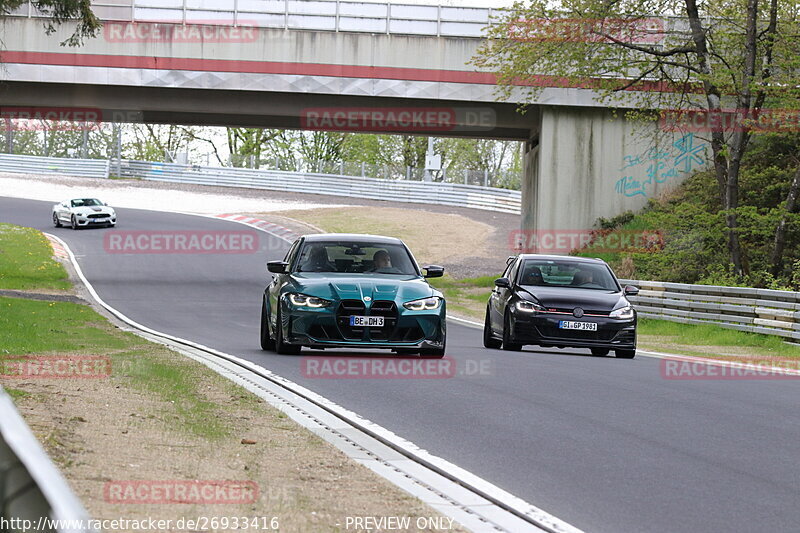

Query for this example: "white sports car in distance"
[52,198,117,229]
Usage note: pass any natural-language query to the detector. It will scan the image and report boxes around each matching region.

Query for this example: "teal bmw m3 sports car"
[260,234,447,357]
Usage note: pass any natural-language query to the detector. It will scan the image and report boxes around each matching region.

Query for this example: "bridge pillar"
[520,106,710,252]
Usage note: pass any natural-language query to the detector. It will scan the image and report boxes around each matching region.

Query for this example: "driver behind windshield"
[300,245,335,272]
[368,250,402,274]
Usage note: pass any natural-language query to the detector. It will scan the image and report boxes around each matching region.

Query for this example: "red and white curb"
[45,233,69,260]
[215,213,300,242]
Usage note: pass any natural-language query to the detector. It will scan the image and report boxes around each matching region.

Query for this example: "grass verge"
[427,275,800,362]
[0,223,70,291]
[271,206,493,265]
[1,224,468,531]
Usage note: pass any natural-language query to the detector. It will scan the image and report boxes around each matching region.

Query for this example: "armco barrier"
[0,154,110,179]
[117,160,522,214]
[620,278,800,340]
[0,154,520,214]
[0,386,94,533]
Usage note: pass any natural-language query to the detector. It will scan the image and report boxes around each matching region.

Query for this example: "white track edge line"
[446,311,800,376]
[45,228,583,533]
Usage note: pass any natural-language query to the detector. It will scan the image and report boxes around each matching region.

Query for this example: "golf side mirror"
[494,277,510,289]
[624,285,640,296]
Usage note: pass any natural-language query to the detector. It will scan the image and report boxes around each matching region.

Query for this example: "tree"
[474,0,800,277]
[1,0,100,46]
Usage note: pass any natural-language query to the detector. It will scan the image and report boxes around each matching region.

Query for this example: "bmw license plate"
[350,316,384,327]
[558,321,597,331]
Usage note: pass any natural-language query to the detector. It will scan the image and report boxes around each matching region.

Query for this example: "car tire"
[70,215,80,230]
[502,312,523,351]
[274,307,301,355]
[483,306,502,349]
[259,298,275,351]
[615,349,636,359]
[591,348,609,356]
[52,213,62,227]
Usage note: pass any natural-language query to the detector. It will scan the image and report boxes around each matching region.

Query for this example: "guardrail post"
[463,169,468,184]
[484,169,489,187]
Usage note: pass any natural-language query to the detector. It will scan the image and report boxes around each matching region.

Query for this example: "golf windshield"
[518,260,619,291]
[295,241,418,275]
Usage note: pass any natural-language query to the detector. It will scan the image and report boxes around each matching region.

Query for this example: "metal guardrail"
[117,159,522,213]
[0,154,520,213]
[0,386,94,533]
[9,0,500,38]
[0,154,110,179]
[620,279,800,341]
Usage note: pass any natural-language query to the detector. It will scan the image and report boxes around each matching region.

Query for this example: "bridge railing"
[8,0,501,38]
[0,386,94,533]
[620,279,800,341]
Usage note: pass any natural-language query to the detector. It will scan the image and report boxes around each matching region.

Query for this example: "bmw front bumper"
[280,300,446,350]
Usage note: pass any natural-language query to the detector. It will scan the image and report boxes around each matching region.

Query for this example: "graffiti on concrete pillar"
[615,133,708,197]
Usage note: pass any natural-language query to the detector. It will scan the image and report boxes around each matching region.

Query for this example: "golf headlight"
[288,293,331,308]
[403,297,442,311]
[516,300,546,313]
[610,305,634,319]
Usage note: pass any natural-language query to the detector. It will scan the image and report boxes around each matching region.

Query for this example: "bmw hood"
[519,286,626,311]
[289,274,438,303]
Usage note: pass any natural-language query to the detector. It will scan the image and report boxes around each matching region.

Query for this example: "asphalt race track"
[3,196,799,533]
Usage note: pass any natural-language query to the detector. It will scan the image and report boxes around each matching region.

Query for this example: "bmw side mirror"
[494,277,510,288]
[624,285,640,296]
[267,261,288,274]
[423,265,444,278]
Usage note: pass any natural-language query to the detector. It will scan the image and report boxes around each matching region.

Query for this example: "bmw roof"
[302,233,405,244]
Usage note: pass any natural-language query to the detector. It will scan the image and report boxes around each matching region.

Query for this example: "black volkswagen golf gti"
[483,255,639,358]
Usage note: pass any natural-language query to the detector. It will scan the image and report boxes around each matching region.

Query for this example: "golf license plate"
[350,315,384,327]
[558,321,597,331]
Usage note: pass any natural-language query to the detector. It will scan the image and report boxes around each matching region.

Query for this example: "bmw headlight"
[515,300,546,313]
[610,305,634,319]
[288,293,331,308]
[403,296,442,311]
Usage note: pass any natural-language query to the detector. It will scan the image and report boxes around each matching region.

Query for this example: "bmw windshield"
[517,259,620,291]
[294,241,419,275]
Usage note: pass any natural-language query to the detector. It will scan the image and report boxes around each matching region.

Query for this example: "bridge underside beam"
[0,82,535,141]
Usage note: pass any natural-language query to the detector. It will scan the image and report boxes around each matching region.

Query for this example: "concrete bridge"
[1,0,708,237]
